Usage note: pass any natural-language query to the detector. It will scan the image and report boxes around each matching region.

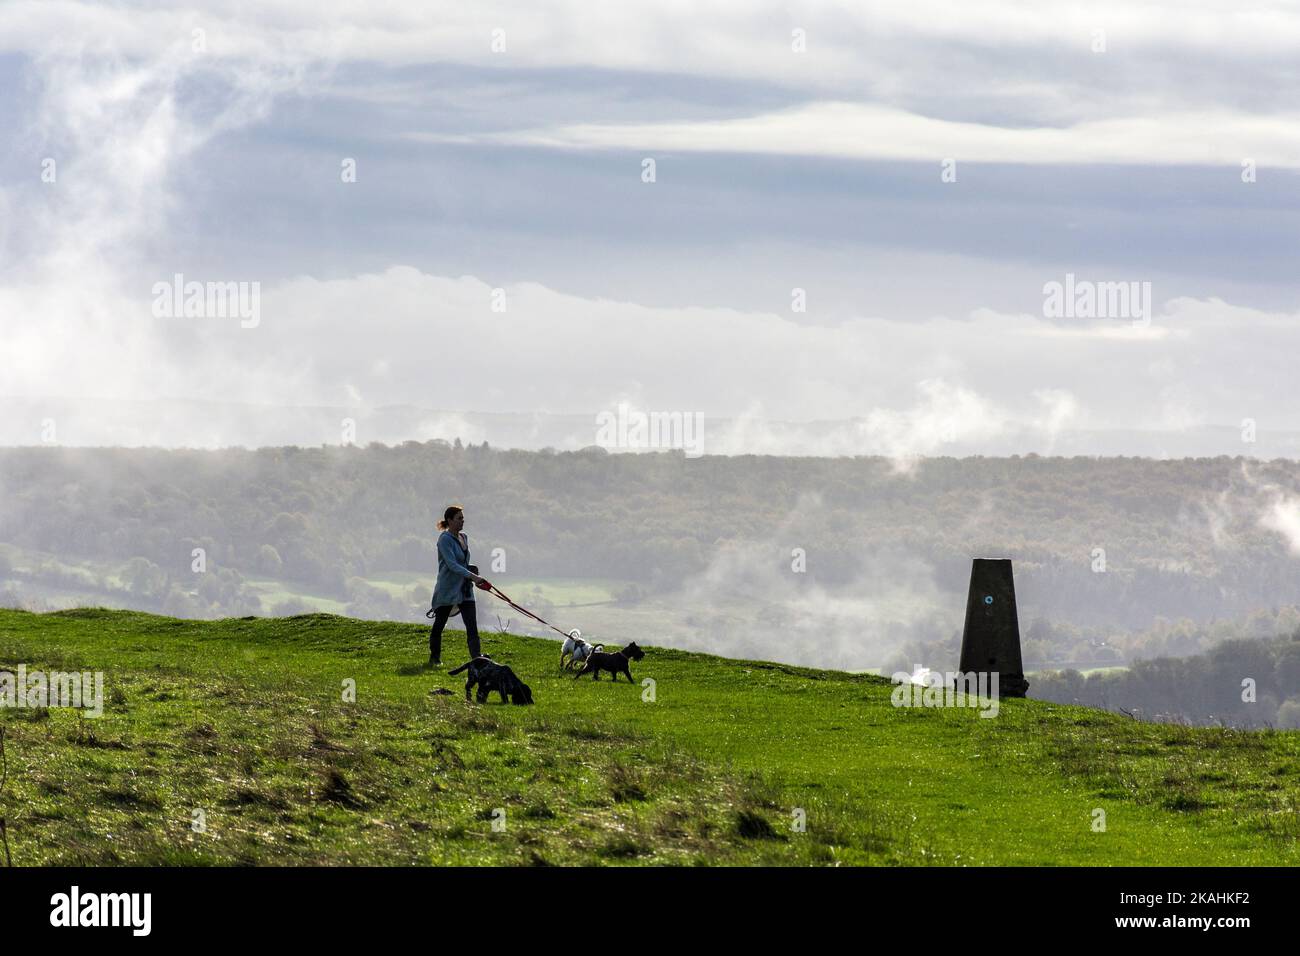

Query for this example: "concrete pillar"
[958,558,1029,698]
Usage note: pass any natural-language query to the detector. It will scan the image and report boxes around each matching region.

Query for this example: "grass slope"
[0,608,1296,866]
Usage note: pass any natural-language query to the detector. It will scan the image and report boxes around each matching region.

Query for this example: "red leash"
[477,580,572,638]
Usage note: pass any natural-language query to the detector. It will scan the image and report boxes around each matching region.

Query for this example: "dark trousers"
[429,602,480,662]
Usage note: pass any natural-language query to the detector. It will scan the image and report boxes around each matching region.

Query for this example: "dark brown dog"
[573,641,645,682]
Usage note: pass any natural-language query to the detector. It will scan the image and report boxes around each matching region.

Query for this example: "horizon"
[6,395,1300,459]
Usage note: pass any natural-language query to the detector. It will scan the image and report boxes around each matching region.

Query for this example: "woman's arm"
[438,533,481,584]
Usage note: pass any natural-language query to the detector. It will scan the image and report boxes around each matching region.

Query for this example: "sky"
[1,0,1298,457]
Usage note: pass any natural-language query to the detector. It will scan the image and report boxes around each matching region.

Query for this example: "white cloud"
[419,101,1300,168]
[7,1,1300,116]
[665,493,956,669]
[0,18,308,400]
[1260,497,1300,554]
[13,257,1300,454]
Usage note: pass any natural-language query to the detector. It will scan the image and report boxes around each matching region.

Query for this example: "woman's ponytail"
[437,504,464,531]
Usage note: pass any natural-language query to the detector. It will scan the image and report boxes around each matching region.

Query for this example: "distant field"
[359,573,631,607]
[1027,665,1130,677]
[243,580,350,615]
[0,542,631,618]
[0,608,1296,865]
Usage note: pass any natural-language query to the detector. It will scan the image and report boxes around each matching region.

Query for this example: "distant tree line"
[1033,633,1300,728]
[3,442,1300,638]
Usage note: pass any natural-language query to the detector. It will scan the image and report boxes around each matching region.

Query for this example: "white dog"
[559,629,603,670]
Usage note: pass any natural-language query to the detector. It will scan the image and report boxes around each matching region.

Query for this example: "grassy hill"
[0,608,1296,866]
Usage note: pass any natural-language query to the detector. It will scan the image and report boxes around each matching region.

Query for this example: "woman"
[428,504,490,666]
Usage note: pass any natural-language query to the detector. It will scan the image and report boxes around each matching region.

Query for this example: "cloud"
[1260,497,1300,554]
[0,17,313,399]
[1244,462,1300,555]
[1192,461,1300,558]
[8,2,1300,118]
[416,101,1300,168]
[662,493,957,670]
[10,256,1300,455]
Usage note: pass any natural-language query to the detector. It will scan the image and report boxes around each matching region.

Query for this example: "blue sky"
[1,2,1299,456]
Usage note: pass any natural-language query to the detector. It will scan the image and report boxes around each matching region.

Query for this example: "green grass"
[0,608,1296,866]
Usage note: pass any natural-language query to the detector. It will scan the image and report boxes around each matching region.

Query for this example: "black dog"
[573,642,645,682]
[448,656,534,705]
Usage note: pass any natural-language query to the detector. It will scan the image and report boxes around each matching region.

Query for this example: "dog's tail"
[448,660,475,675]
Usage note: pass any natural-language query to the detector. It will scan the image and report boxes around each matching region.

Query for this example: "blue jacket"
[432,530,475,608]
